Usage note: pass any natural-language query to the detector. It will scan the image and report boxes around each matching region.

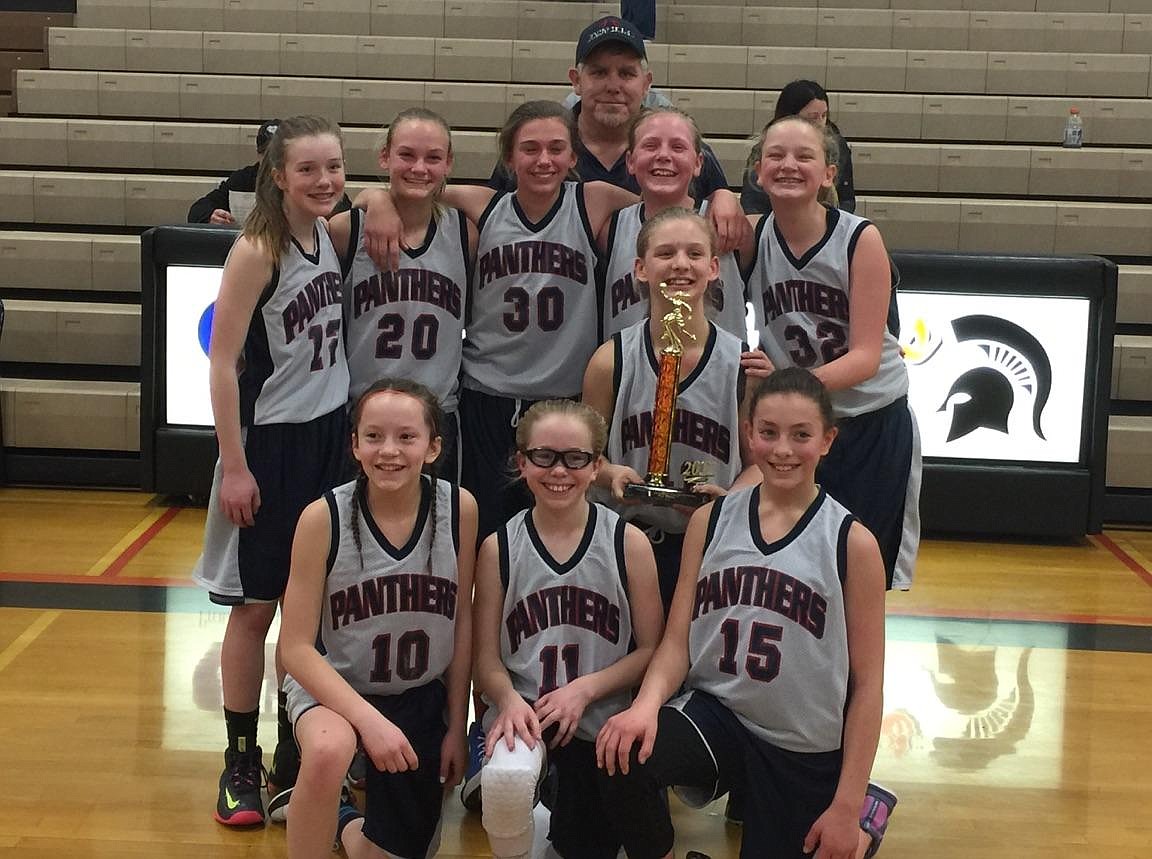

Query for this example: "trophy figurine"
[623,282,714,508]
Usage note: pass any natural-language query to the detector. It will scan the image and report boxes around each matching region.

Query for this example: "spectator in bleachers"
[621,0,655,40]
[740,80,856,216]
[188,119,351,225]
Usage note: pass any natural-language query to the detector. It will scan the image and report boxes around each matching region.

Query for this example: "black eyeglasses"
[522,448,596,470]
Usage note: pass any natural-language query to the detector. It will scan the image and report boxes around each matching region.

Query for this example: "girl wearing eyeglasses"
[583,207,770,612]
[471,399,665,859]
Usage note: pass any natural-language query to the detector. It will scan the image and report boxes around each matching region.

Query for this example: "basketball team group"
[192,15,921,859]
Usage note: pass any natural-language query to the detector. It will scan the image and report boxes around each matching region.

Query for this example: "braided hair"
[348,378,446,573]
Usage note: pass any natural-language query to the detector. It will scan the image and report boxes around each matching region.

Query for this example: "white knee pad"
[481,737,547,859]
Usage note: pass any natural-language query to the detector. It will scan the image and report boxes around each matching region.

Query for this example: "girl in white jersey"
[361,100,637,541]
[738,116,920,591]
[596,368,891,859]
[279,378,478,859]
[192,115,351,828]
[330,109,476,482]
[473,399,664,859]
[585,208,769,611]
[600,107,749,342]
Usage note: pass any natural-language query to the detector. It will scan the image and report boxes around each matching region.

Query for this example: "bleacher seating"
[1,0,1150,511]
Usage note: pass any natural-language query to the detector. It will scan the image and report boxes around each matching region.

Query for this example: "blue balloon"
[198,302,215,356]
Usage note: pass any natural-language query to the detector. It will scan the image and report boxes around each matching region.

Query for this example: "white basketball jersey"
[680,485,851,753]
[240,219,349,425]
[464,183,599,398]
[605,321,745,533]
[497,503,634,740]
[601,202,748,342]
[745,208,908,417]
[343,207,470,410]
[319,477,461,696]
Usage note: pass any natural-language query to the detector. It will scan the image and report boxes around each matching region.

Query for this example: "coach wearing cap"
[187,119,351,225]
[489,17,732,204]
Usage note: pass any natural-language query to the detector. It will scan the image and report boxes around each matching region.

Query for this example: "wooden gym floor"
[2,487,1151,858]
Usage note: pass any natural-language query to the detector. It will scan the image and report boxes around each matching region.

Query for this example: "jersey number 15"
[718,618,782,683]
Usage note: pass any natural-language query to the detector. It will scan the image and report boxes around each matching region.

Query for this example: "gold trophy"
[623,282,714,508]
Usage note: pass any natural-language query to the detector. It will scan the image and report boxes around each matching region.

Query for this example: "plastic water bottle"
[1063,107,1083,148]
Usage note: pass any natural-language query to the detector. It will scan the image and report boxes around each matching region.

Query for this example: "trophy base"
[623,482,708,508]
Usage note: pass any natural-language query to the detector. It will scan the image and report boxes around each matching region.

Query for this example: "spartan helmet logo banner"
[896,292,1089,463]
[939,315,1053,443]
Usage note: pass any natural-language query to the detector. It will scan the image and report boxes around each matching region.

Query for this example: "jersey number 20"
[376,313,439,360]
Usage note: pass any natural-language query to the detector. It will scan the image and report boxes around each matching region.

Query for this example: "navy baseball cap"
[256,119,280,154]
[575,16,646,64]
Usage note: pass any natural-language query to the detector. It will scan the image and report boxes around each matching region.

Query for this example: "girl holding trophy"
[583,207,770,611]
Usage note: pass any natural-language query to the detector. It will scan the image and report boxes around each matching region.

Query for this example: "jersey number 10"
[370,630,431,683]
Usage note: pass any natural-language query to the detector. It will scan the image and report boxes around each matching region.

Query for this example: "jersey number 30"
[718,618,782,682]
[503,286,564,333]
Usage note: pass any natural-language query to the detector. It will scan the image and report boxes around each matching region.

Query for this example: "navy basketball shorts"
[818,395,917,589]
[359,681,449,858]
[545,729,626,859]
[600,690,842,859]
[196,405,349,604]
[458,387,540,543]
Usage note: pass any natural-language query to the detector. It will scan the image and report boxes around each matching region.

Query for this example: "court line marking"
[94,506,183,577]
[1090,533,1152,589]
[0,572,194,587]
[889,606,1152,626]
[0,610,60,674]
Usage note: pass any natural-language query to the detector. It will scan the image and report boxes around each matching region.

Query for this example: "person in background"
[189,119,352,226]
[621,0,655,39]
[740,80,856,216]
[488,15,744,252]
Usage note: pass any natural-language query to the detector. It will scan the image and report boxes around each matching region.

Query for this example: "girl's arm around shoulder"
[736,213,762,278]
[280,499,384,732]
[439,487,478,789]
[440,184,498,226]
[704,188,750,256]
[353,187,400,273]
[803,519,885,858]
[595,504,706,775]
[472,530,542,753]
[535,520,663,748]
[813,223,890,392]
[582,181,640,239]
[326,208,353,260]
[464,214,479,262]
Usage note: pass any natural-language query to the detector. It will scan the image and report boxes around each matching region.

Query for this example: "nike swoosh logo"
[225,789,241,810]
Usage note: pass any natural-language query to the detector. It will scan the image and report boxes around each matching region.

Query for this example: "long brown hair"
[244,114,344,264]
[498,100,580,179]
